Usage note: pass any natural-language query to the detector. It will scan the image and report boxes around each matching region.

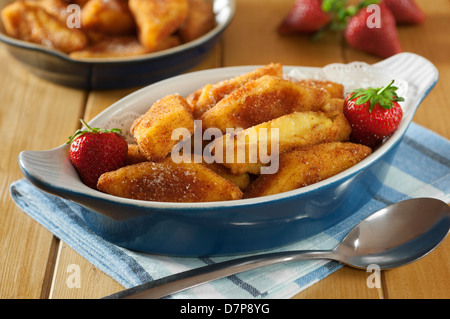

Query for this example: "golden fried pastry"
[178,0,215,42]
[73,0,90,7]
[1,0,88,53]
[81,0,136,35]
[125,144,148,165]
[189,154,252,191]
[322,98,345,113]
[295,79,344,99]
[129,0,188,52]
[97,159,243,202]
[204,161,252,191]
[130,94,195,162]
[69,36,147,58]
[243,142,372,198]
[200,75,331,132]
[36,0,72,23]
[212,111,352,175]
[188,63,283,118]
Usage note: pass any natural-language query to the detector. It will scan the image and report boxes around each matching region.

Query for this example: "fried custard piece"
[1,0,87,53]
[73,0,90,7]
[295,79,344,99]
[129,0,188,52]
[178,0,215,43]
[188,63,283,118]
[188,154,251,191]
[130,94,195,162]
[81,0,136,35]
[204,161,252,191]
[36,0,72,23]
[69,36,148,58]
[200,75,330,132]
[212,111,351,175]
[125,144,148,165]
[322,98,344,113]
[243,142,372,198]
[97,159,243,202]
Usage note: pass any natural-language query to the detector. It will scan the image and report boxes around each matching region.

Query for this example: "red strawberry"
[344,3,401,58]
[381,0,425,25]
[343,80,404,148]
[278,0,331,35]
[67,119,128,189]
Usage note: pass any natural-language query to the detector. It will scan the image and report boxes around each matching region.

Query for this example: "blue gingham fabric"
[10,122,450,299]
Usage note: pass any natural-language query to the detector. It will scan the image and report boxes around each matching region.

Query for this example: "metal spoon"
[104,197,450,299]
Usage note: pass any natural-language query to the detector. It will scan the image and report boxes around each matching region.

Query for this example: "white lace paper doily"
[285,61,409,102]
[101,111,141,143]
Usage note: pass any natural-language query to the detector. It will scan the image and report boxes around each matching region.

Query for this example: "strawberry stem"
[320,0,381,35]
[348,80,405,112]
[377,80,395,96]
[66,119,123,145]
[80,119,93,132]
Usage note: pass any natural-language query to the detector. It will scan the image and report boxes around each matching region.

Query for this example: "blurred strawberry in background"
[278,0,331,35]
[381,0,426,25]
[277,0,426,58]
[344,3,401,58]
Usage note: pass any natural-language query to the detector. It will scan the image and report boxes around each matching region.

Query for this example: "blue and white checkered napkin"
[10,123,450,299]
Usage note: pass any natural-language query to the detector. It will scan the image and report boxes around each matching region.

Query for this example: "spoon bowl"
[105,197,450,299]
[334,197,450,269]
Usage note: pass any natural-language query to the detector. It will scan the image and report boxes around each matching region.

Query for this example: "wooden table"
[1,0,449,299]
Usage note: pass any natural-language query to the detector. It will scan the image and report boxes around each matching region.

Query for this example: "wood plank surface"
[0,47,86,298]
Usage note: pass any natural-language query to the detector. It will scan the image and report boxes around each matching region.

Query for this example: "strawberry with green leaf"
[343,80,404,148]
[344,2,401,58]
[67,119,128,189]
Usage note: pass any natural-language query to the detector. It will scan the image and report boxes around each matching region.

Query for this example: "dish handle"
[18,145,85,199]
[374,52,439,108]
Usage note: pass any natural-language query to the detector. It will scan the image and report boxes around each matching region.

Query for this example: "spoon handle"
[104,250,336,299]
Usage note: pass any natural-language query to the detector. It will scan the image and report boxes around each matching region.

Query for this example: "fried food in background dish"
[1,0,216,58]
[243,142,372,198]
[188,63,283,118]
[36,0,72,23]
[131,94,195,162]
[97,159,243,202]
[212,111,352,175]
[81,0,136,35]
[1,0,87,53]
[200,75,330,132]
[73,0,90,7]
[129,0,188,52]
[178,0,215,43]
[69,36,147,58]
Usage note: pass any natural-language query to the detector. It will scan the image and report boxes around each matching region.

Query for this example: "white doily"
[101,111,141,143]
[285,61,409,101]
